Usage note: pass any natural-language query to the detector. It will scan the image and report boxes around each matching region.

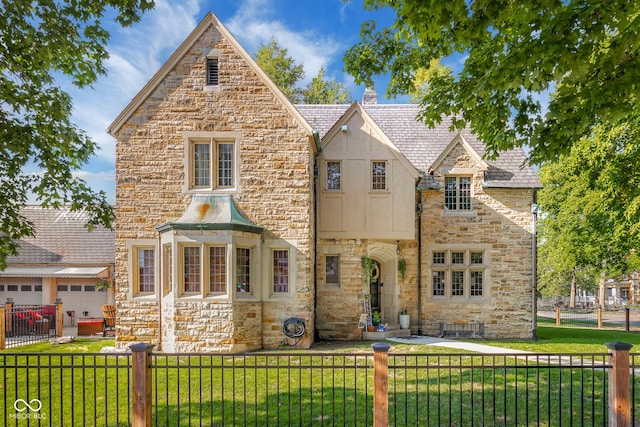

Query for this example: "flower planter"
[399,314,410,329]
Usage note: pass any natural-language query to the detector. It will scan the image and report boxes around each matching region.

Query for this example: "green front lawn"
[1,325,635,425]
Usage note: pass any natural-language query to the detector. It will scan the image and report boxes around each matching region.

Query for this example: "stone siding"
[114,23,314,351]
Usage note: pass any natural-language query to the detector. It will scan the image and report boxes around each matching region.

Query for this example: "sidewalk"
[387,335,530,354]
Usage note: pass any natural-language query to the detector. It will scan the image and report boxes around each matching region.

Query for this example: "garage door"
[56,279,108,325]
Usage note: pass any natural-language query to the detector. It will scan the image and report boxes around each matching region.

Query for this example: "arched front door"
[370,260,382,312]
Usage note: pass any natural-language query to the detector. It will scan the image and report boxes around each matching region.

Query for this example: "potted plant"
[398,258,407,281]
[399,308,410,329]
[95,280,112,291]
[372,311,381,326]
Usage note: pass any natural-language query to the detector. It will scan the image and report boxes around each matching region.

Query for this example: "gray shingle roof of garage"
[6,206,115,265]
[296,103,541,189]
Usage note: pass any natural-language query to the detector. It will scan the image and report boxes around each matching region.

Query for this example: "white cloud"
[225,0,345,85]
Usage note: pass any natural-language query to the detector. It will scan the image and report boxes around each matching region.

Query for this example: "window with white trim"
[430,249,487,298]
[326,161,341,190]
[371,161,387,190]
[185,132,238,192]
[444,176,472,211]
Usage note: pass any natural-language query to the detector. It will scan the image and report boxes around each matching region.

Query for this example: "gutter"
[312,130,320,342]
[417,192,423,335]
[531,190,539,340]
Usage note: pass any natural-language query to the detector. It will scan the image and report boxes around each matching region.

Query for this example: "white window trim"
[427,245,490,301]
[183,131,241,194]
[126,239,158,300]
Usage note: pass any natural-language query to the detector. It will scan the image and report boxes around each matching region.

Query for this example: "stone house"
[108,12,541,352]
[0,206,115,324]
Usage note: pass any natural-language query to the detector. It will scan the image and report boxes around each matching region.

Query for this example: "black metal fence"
[0,352,132,426]
[1,346,638,426]
[2,304,60,349]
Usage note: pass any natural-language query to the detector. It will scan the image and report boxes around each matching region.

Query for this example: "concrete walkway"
[387,335,530,354]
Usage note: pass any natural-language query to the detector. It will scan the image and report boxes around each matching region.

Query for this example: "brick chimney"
[362,87,378,105]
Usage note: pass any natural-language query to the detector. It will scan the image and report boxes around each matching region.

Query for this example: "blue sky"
[63,0,420,204]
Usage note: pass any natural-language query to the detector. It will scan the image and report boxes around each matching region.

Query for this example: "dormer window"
[444,176,471,211]
[206,58,219,86]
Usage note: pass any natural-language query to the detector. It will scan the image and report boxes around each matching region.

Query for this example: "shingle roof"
[6,206,115,265]
[295,103,541,189]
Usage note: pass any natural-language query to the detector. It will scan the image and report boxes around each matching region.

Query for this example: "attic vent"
[207,58,219,86]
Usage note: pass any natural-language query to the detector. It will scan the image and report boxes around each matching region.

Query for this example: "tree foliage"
[0,0,154,268]
[255,39,305,103]
[537,113,640,295]
[344,0,640,164]
[255,39,351,104]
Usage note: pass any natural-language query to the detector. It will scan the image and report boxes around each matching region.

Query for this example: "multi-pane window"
[206,58,219,86]
[326,255,339,285]
[273,250,289,293]
[189,136,235,191]
[371,161,387,190]
[326,161,341,190]
[236,247,251,293]
[430,249,487,298]
[433,271,445,296]
[471,271,483,296]
[451,270,464,296]
[138,248,155,293]
[209,246,226,293]
[194,143,211,187]
[218,143,234,187]
[444,176,472,211]
[183,246,201,293]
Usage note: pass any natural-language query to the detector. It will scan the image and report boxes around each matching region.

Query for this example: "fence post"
[55,298,63,337]
[6,298,13,337]
[131,343,154,427]
[0,306,5,350]
[598,307,603,329]
[555,306,561,326]
[605,342,633,427]
[625,307,630,332]
[372,342,390,427]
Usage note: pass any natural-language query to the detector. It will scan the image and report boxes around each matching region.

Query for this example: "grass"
[1,326,637,425]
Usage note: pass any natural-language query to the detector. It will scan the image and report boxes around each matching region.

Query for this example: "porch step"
[362,325,411,340]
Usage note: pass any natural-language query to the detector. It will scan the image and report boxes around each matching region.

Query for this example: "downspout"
[531,190,538,340]
[157,231,163,350]
[312,130,321,342]
[417,192,423,336]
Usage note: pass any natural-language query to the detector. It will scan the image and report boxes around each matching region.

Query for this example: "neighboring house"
[108,12,541,352]
[0,206,115,324]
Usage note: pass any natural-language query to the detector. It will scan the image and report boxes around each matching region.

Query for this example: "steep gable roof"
[320,102,419,179]
[108,12,313,137]
[296,103,541,189]
[6,206,114,265]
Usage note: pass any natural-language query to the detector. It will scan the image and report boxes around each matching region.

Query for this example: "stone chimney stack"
[362,87,378,105]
